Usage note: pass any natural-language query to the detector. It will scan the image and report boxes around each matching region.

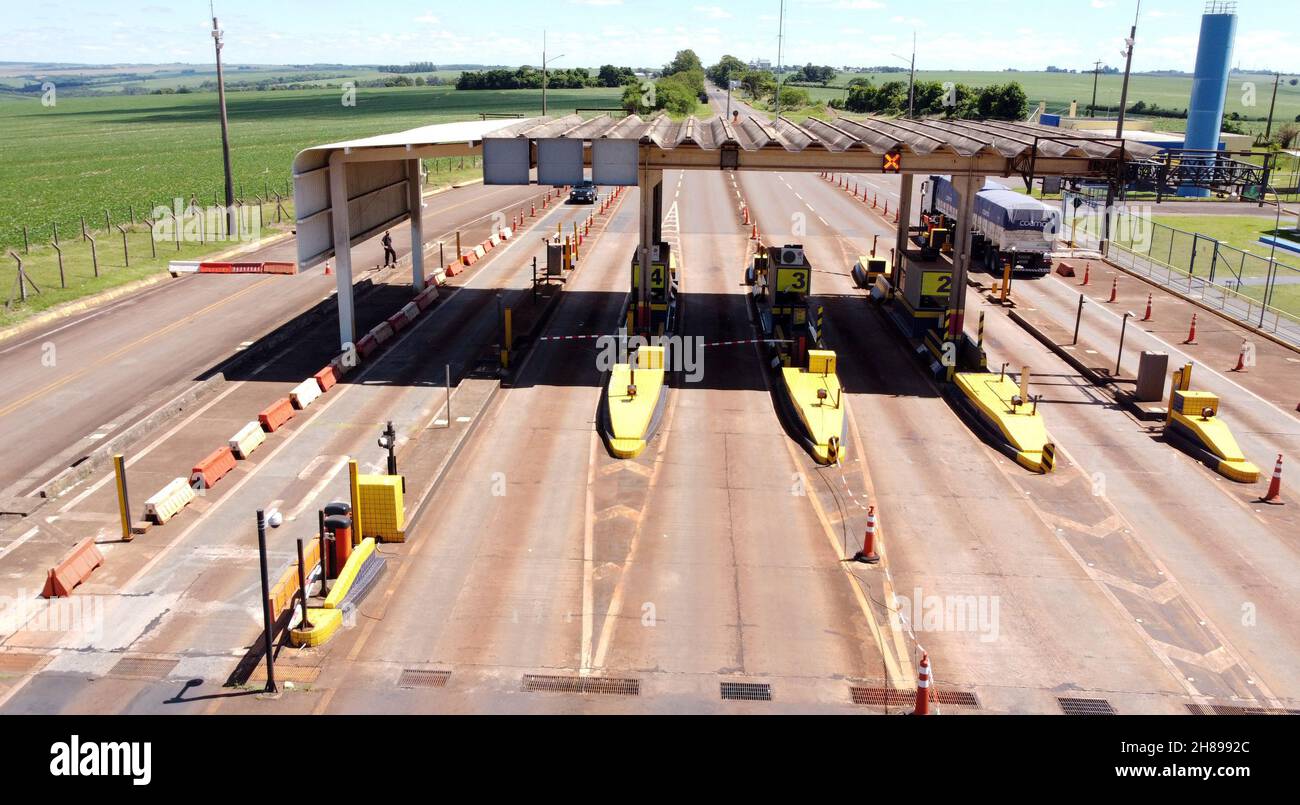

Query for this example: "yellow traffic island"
[779,350,846,465]
[1162,362,1259,483]
[290,538,385,648]
[951,371,1056,473]
[601,345,668,460]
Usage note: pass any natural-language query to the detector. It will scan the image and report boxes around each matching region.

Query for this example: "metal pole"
[384,421,398,477]
[52,242,65,288]
[212,11,238,237]
[1073,294,1086,345]
[255,509,278,694]
[1116,312,1132,376]
[1264,73,1280,142]
[1090,60,1101,117]
[296,538,312,631]
[774,0,785,119]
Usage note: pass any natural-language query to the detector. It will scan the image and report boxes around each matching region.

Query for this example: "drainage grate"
[720,681,772,702]
[398,669,451,689]
[109,657,178,680]
[249,665,321,684]
[936,689,981,709]
[1186,703,1299,716]
[522,674,640,696]
[850,686,914,707]
[1058,696,1116,715]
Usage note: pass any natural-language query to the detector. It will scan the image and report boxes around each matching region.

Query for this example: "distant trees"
[378,62,437,74]
[792,63,837,85]
[622,51,706,116]
[597,65,636,87]
[834,79,1028,121]
[706,55,747,88]
[663,49,704,78]
[456,66,622,90]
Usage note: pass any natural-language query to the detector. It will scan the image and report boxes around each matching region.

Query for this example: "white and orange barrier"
[289,378,322,409]
[229,421,266,459]
[145,477,196,524]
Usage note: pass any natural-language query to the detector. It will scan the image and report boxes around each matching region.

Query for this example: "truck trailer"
[926,175,1060,274]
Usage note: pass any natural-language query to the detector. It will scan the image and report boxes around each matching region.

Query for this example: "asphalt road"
[0,182,542,498]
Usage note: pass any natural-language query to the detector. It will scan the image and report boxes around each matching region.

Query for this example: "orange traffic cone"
[1107,277,1117,303]
[1142,294,1153,321]
[853,506,880,564]
[894,208,900,224]
[324,261,332,276]
[883,200,889,217]
[1232,342,1248,372]
[912,653,933,716]
[1183,314,1198,345]
[1259,454,1284,505]
[1081,265,1090,286]
[751,224,758,240]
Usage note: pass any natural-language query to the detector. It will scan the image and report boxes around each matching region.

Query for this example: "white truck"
[927,175,1060,274]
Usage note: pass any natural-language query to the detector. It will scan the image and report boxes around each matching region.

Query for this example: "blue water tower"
[1180,2,1237,197]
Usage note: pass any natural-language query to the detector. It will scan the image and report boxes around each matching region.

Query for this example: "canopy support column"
[328,150,356,351]
[408,158,425,293]
[946,171,979,341]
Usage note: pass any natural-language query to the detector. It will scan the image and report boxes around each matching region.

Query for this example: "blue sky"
[4,0,1298,73]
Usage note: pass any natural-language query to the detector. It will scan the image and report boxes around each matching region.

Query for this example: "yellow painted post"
[1019,366,1031,403]
[501,308,513,369]
[573,222,580,260]
[113,454,132,542]
[1000,260,1012,304]
[455,231,462,261]
[1166,367,1182,424]
[348,459,362,546]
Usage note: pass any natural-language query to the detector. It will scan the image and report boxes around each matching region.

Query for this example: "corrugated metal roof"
[488,112,1159,162]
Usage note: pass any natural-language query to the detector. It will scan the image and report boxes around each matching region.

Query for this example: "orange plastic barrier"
[262,261,297,275]
[258,397,296,432]
[191,446,237,489]
[386,311,408,334]
[42,537,104,598]
[461,251,477,267]
[198,262,233,274]
[356,333,378,359]
[315,365,339,392]
[1055,261,1076,278]
[482,238,494,252]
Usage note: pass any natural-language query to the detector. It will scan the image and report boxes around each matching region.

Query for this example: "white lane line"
[284,456,349,520]
[0,527,40,555]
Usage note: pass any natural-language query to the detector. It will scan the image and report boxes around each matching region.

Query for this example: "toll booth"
[894,251,951,339]
[630,241,678,334]
[751,244,814,364]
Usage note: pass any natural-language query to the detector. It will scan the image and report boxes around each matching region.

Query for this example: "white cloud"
[694,5,732,19]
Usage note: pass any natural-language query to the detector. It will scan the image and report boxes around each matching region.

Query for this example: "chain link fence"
[1064,192,1300,346]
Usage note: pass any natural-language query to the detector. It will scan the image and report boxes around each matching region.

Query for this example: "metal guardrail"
[1104,239,1300,346]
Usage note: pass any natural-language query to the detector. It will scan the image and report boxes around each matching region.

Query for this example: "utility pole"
[210,4,237,238]
[1115,0,1140,140]
[1264,72,1280,141]
[908,30,917,119]
[774,0,786,119]
[1105,0,1140,250]
[1090,60,1103,117]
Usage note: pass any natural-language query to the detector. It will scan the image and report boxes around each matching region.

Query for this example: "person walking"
[382,230,397,267]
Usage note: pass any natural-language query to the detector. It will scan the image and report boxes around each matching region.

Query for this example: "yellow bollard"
[113,454,132,542]
[501,308,513,369]
[348,459,362,546]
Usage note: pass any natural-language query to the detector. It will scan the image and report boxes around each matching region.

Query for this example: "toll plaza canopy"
[292,112,1159,348]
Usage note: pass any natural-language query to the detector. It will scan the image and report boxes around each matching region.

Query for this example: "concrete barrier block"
[145,477,196,524]
[290,378,323,409]
[229,421,266,459]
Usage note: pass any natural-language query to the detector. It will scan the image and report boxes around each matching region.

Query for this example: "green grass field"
[0,84,622,250]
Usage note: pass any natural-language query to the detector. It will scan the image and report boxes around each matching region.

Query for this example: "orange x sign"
[882,149,902,174]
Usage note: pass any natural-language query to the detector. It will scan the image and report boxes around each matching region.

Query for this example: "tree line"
[833,78,1028,120]
[456,65,636,90]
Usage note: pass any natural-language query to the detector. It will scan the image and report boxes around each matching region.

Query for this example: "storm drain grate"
[1186,703,1299,716]
[850,687,981,709]
[720,682,772,702]
[109,657,178,680]
[522,674,640,696]
[1058,696,1116,715]
[850,687,914,707]
[936,690,981,709]
[250,665,321,684]
[398,669,451,689]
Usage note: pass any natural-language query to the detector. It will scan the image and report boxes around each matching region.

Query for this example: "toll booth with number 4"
[630,241,679,335]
